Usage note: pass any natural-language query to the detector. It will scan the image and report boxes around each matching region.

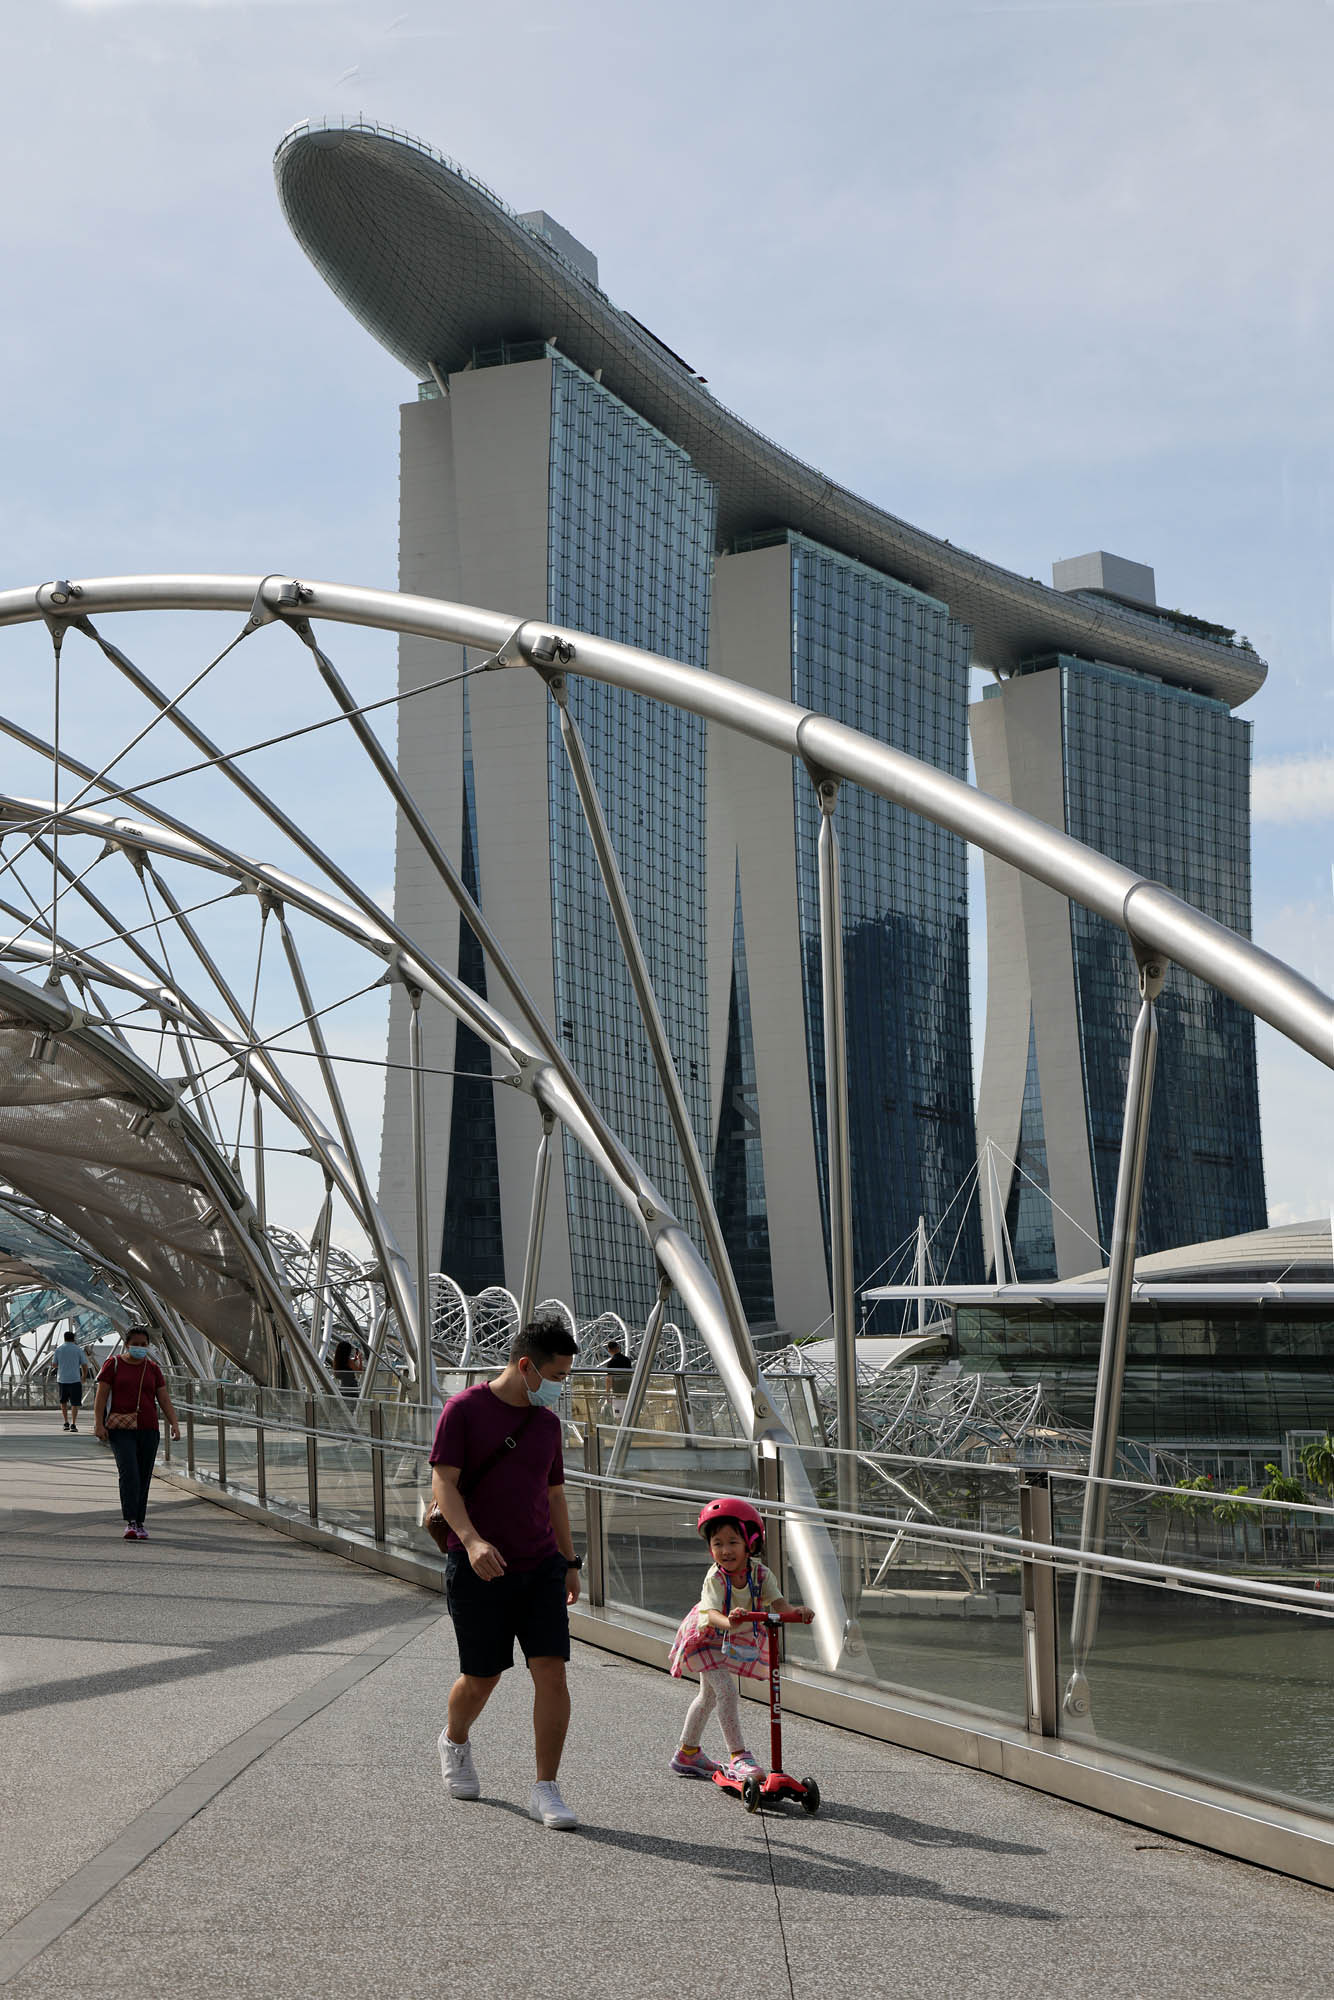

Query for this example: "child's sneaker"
[670,1747,720,1779]
[724,1751,763,1780]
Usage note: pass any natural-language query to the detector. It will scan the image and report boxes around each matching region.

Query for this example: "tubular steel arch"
[0,572,1330,1673]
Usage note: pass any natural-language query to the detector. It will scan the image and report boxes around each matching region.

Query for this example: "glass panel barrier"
[777,1443,1027,1725]
[313,1433,376,1537]
[600,1477,717,1625]
[1055,1571,1334,1817]
[263,1424,313,1518]
[1049,1468,1334,1581]
[191,1416,219,1484]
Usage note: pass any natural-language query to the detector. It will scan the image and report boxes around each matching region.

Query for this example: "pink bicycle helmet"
[697,1496,765,1555]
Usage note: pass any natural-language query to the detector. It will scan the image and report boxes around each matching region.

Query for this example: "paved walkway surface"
[3,1408,1333,2000]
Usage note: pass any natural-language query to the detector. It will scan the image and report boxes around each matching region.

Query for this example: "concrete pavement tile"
[781,1913,1334,2000]
[5,1913,790,2000]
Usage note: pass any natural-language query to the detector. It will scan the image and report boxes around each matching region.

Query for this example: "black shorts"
[444,1551,571,1678]
[59,1385,83,1407]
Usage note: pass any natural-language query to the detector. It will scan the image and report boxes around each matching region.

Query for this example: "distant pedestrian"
[430,1313,582,1829]
[54,1330,91,1432]
[93,1328,181,1541]
[604,1336,632,1418]
[331,1339,363,1401]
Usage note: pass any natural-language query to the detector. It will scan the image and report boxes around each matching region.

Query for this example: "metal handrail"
[164,1393,1334,1620]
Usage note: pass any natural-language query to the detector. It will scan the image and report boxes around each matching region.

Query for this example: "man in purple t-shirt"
[430,1313,582,1829]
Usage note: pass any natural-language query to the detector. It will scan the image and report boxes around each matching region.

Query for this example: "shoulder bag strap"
[459,1406,537,1499]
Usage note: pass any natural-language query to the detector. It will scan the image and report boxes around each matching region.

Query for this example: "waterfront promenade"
[2,1409,1332,2000]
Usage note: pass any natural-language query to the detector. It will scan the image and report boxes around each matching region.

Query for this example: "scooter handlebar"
[730,1608,814,1625]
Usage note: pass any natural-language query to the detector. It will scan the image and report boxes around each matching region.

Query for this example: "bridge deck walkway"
[1,1409,1330,2000]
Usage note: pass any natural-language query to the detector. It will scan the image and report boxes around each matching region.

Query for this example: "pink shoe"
[123,1525,138,1540]
[670,1748,720,1779]
[724,1752,763,1780]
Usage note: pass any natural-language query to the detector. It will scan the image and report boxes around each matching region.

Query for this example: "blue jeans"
[108,1428,160,1524]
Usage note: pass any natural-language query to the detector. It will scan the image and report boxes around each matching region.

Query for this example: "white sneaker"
[437,1729,480,1799]
[528,1780,578,1830]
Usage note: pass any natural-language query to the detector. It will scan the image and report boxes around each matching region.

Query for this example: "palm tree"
[1298,1435,1334,1502]
[1297,1437,1334,1567]
[1260,1463,1308,1566]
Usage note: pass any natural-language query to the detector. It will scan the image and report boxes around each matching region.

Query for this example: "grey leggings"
[680,1666,747,1756]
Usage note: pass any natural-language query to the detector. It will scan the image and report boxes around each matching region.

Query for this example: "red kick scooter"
[711,1609,821,1814]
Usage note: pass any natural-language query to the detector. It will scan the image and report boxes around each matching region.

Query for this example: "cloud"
[59,1,314,9]
[1252,755,1334,822]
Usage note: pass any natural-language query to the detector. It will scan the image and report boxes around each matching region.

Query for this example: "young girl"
[668,1495,813,1779]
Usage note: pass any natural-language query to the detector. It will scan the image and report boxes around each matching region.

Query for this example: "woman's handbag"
[424,1407,536,1553]
[105,1357,150,1431]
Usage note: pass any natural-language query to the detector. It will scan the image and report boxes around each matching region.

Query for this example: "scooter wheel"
[742,1776,762,1813]
[800,1778,820,1815]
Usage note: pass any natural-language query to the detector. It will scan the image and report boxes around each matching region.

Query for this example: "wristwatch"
[564,1553,584,1571]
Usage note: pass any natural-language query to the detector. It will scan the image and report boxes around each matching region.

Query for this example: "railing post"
[759,1443,786,1605]
[305,1394,319,1522]
[186,1404,195,1473]
[1066,944,1166,1720]
[583,1422,605,1609]
[215,1381,227,1487]
[255,1387,266,1505]
[370,1400,387,1547]
[1020,1471,1059,1738]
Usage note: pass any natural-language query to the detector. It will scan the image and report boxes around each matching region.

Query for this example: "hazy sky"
[2,0,1332,1246]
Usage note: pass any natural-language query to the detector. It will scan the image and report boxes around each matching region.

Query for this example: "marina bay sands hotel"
[277,120,1267,1334]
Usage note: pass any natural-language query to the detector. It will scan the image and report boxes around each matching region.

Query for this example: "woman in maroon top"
[93,1328,180,1541]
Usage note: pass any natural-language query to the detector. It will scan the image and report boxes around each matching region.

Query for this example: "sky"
[1,0,1332,1254]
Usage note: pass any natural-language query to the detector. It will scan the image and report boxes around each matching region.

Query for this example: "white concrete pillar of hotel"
[971,673,1100,1278]
[381,394,465,1280]
[382,363,575,1308]
[710,544,833,1337]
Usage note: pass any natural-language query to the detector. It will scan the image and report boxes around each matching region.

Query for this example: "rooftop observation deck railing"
[11,1372,1323,1885]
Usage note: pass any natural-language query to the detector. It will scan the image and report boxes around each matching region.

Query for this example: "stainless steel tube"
[1066,952,1165,1713]
[605,1272,671,1481]
[551,679,753,1357]
[816,789,857,1463]
[408,987,432,1377]
[519,1114,555,1327]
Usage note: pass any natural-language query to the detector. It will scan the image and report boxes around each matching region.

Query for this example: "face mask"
[126,1346,149,1361]
[523,1366,565,1410]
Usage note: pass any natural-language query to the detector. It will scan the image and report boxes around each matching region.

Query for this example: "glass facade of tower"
[1006,654,1266,1256]
[1003,1015,1057,1278]
[788,534,983,1294]
[440,685,505,1292]
[547,354,717,1323]
[712,863,775,1325]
